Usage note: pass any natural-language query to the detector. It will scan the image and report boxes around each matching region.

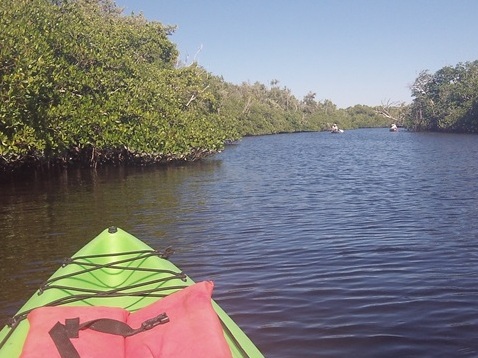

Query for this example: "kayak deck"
[0,227,263,357]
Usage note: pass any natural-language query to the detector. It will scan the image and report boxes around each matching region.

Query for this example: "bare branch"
[375,100,407,123]
[186,84,210,107]
[242,96,253,114]
[193,44,203,63]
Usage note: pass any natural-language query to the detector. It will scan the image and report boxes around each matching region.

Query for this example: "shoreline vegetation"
[1,0,477,179]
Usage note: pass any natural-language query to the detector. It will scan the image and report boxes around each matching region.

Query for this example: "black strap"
[50,321,81,358]
[49,313,169,358]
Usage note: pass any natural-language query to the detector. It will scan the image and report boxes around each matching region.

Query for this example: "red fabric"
[126,281,232,358]
[20,281,232,358]
[21,306,127,358]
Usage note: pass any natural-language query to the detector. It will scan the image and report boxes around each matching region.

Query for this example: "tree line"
[407,61,478,133]
[1,0,231,175]
[1,0,476,178]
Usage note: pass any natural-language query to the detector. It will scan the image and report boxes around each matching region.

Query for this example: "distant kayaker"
[390,123,398,131]
[331,123,339,132]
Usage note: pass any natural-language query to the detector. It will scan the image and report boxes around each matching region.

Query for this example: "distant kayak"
[331,129,344,133]
[0,227,263,358]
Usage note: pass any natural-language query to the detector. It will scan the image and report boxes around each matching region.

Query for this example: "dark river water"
[1,128,478,357]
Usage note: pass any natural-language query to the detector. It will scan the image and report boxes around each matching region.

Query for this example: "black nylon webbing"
[49,313,169,358]
[49,321,80,358]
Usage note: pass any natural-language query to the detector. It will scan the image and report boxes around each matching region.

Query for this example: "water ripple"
[2,130,478,357]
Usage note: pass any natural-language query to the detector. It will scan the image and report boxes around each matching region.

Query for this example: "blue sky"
[114,0,478,108]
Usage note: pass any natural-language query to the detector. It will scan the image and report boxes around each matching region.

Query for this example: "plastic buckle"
[141,313,169,330]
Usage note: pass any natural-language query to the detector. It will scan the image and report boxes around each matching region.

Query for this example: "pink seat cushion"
[20,281,232,358]
[21,306,127,358]
[126,281,232,357]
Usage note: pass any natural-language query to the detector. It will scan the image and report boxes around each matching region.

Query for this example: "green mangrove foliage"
[211,81,388,137]
[0,0,231,174]
[408,61,478,133]
[0,0,391,177]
